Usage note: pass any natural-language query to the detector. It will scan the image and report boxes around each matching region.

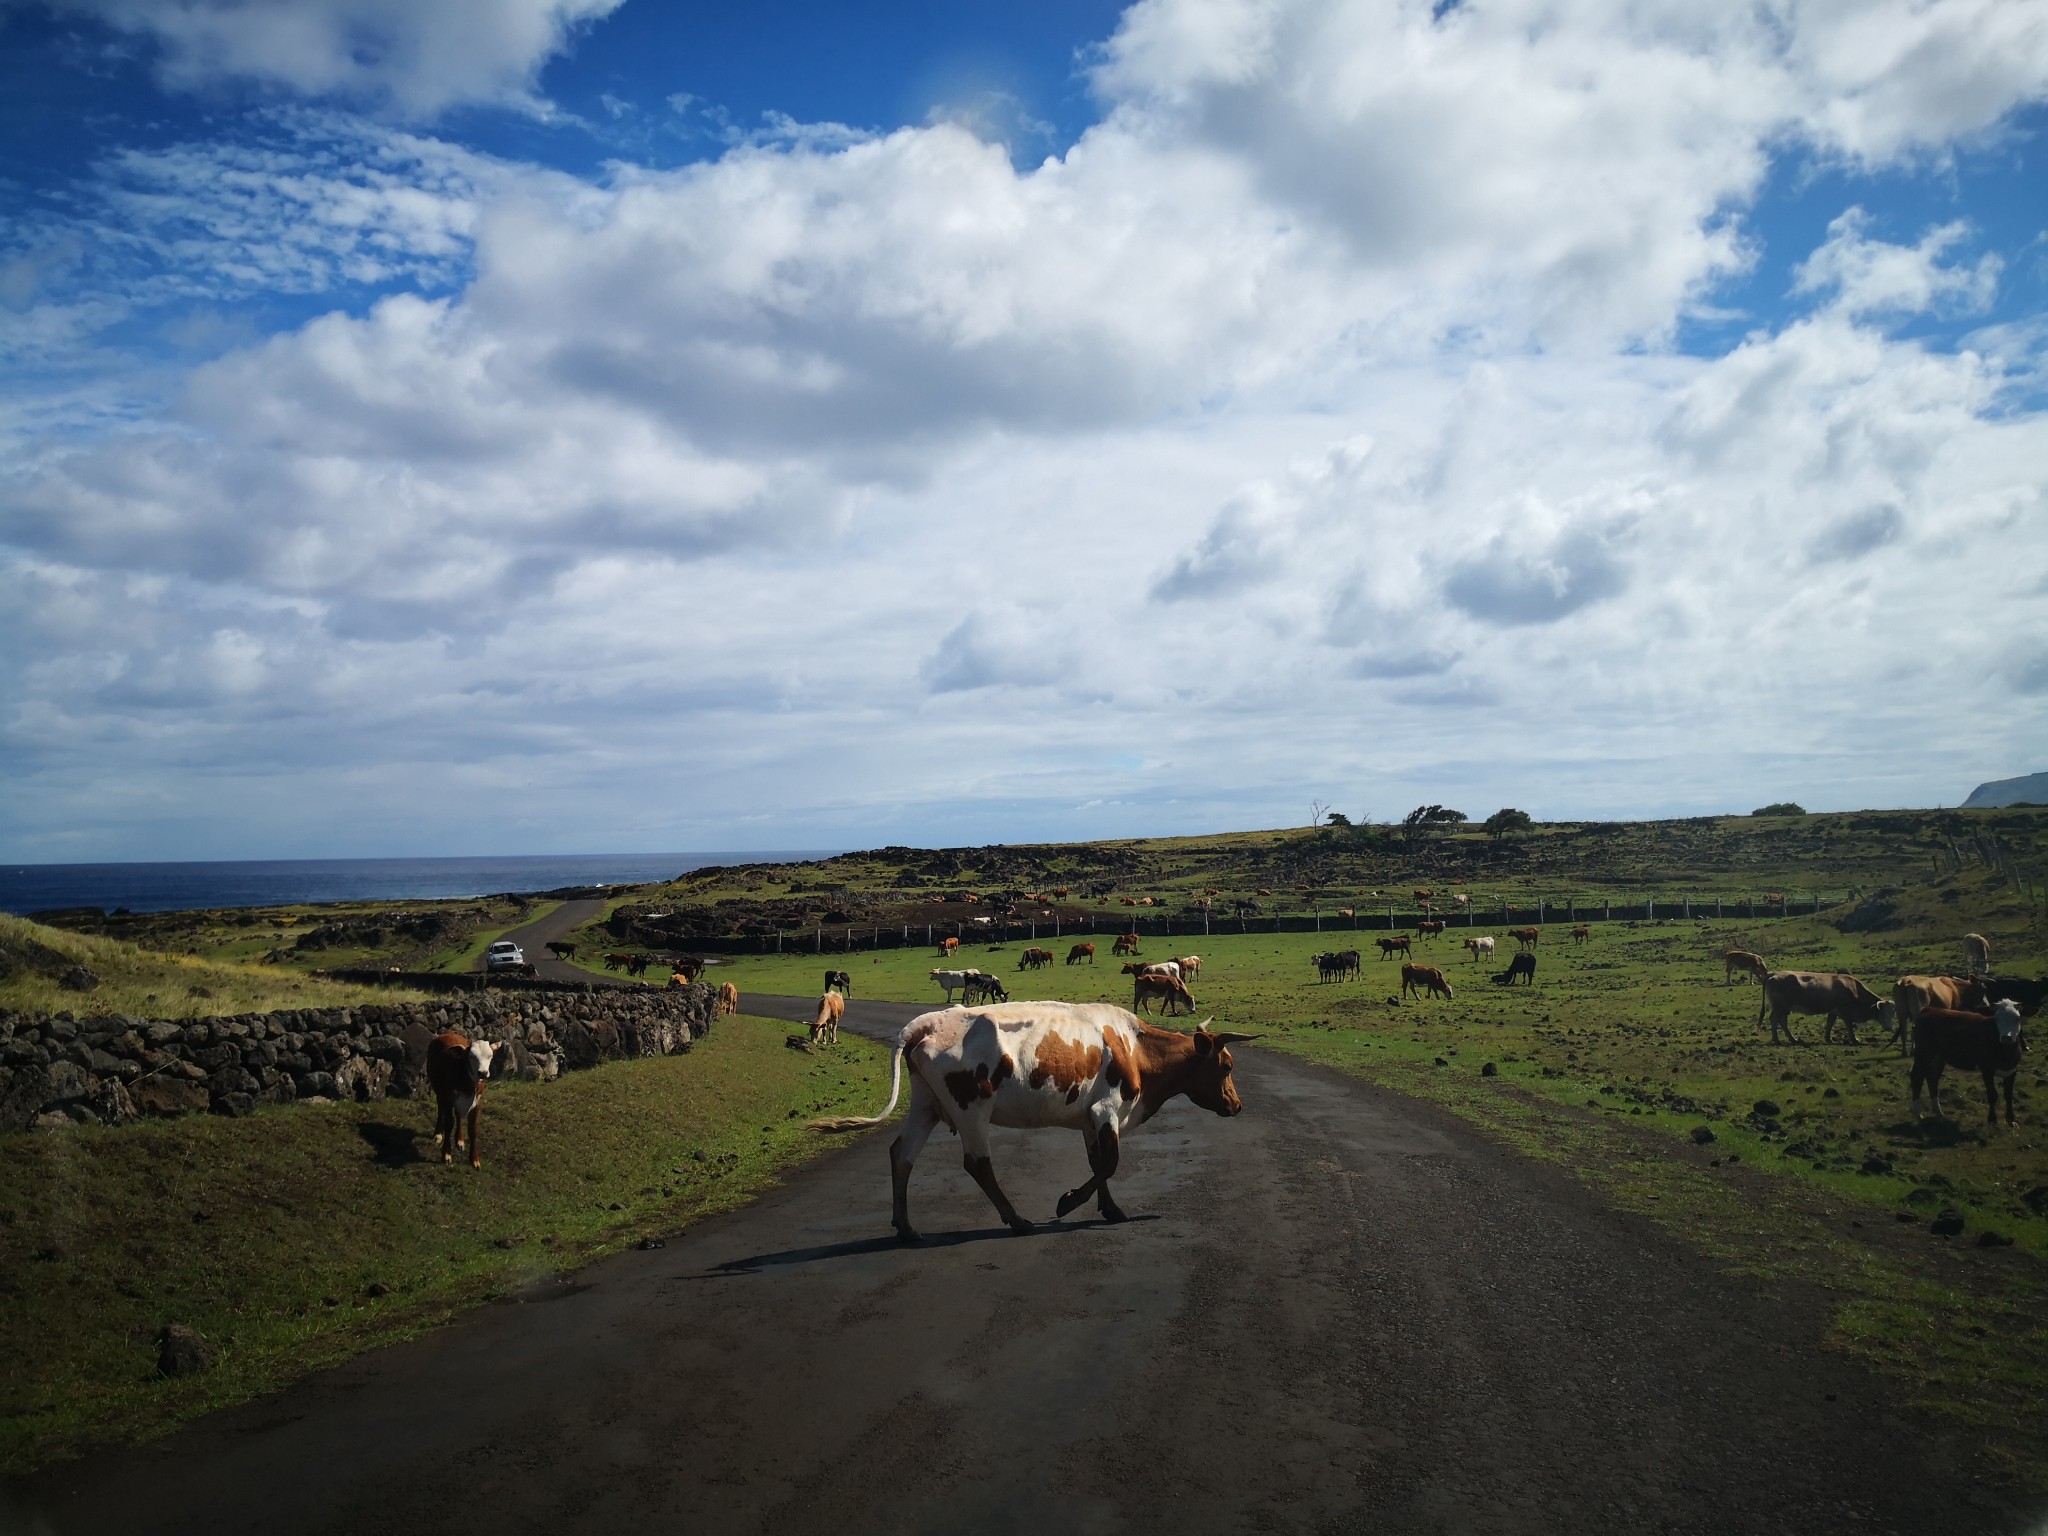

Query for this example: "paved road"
[479,898,611,981]
[14,998,2036,1535]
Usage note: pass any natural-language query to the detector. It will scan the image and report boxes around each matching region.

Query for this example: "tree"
[1310,798,1331,829]
[1751,802,1806,817]
[1483,807,1534,839]
[1401,804,1468,841]
[1324,810,1353,828]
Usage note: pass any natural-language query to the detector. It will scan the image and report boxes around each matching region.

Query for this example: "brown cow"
[1066,942,1096,966]
[1418,919,1445,939]
[1378,935,1411,959]
[938,936,960,957]
[1723,949,1769,985]
[810,991,845,1047]
[602,952,633,971]
[1133,972,1196,1016]
[1912,1002,2024,1127]
[1112,933,1142,957]
[426,1030,501,1169]
[1413,889,1434,903]
[1508,927,1540,951]
[1963,933,1991,974]
[1018,947,1055,970]
[717,981,740,1016]
[671,957,705,984]
[1401,963,1453,1000]
[1758,970,1894,1045]
[1889,975,1987,1054]
[1569,925,1590,944]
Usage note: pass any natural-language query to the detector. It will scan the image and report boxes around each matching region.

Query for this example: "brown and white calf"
[814,1002,1255,1240]
[426,1031,502,1169]
[809,991,844,1046]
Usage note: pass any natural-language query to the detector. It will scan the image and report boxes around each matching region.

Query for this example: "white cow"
[814,1002,1256,1240]
[1463,935,1496,963]
[928,967,986,1004]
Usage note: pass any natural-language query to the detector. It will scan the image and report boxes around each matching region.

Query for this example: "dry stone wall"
[0,983,719,1133]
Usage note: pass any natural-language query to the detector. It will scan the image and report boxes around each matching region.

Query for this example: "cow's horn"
[1213,1031,1261,1046]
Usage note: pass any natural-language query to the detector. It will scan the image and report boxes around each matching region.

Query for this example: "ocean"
[0,852,842,917]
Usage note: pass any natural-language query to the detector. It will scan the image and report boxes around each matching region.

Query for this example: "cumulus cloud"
[43,0,622,116]
[5,0,2048,855]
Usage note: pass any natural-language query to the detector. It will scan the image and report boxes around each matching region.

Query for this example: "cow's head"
[461,1039,500,1090]
[1186,1022,1258,1117]
[1994,999,2023,1049]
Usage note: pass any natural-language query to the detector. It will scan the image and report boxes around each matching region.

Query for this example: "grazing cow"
[1493,952,1536,986]
[1133,972,1197,1016]
[1413,889,1434,904]
[1122,960,1181,980]
[814,1004,1255,1239]
[717,981,740,1016]
[1174,955,1203,980]
[1888,975,1987,1053]
[426,1031,501,1169]
[1018,947,1055,970]
[938,936,960,957]
[1911,1002,2024,1127]
[1508,927,1540,951]
[1463,935,1496,964]
[1963,933,1992,975]
[1569,925,1590,944]
[602,952,632,971]
[1112,933,1142,957]
[1066,942,1097,966]
[1758,970,1894,1046]
[1401,963,1453,1001]
[545,941,577,960]
[1378,935,1412,959]
[671,957,705,984]
[963,973,1010,1006]
[1418,919,1445,940]
[824,968,852,996]
[928,968,987,1004]
[810,991,844,1047]
[1723,950,1770,986]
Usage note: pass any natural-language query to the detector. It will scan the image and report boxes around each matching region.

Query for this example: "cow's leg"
[467,1102,482,1169]
[435,1095,455,1162]
[957,1117,1033,1234]
[889,1086,943,1243]
[1909,1059,1926,1117]
[1090,1125,1126,1222]
[1984,1067,2001,1129]
[2002,1069,2018,1126]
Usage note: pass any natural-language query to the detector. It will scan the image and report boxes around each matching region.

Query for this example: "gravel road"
[12,996,2035,1535]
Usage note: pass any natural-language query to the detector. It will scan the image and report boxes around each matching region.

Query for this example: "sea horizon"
[0,851,845,917]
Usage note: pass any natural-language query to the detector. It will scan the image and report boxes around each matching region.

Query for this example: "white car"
[484,939,527,972]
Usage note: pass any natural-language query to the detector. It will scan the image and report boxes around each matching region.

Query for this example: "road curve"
[13,998,2033,1535]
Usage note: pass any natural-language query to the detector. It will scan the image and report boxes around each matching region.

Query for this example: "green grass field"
[0,1013,888,1474]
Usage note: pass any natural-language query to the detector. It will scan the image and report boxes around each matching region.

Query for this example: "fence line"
[611,892,1841,957]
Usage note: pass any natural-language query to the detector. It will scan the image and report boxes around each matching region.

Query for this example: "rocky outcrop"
[0,984,718,1133]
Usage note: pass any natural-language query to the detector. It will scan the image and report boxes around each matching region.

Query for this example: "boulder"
[59,966,101,993]
[332,1056,393,1103]
[44,1059,92,1103]
[86,1078,138,1126]
[132,1076,211,1118]
[156,1325,216,1377]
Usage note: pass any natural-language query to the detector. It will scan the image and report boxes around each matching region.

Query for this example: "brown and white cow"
[1963,933,1992,975]
[1173,955,1202,980]
[938,936,960,957]
[1463,935,1495,963]
[1401,963,1453,1000]
[809,991,844,1047]
[1132,971,1196,1015]
[814,1003,1255,1240]
[1757,970,1894,1045]
[426,1030,502,1169]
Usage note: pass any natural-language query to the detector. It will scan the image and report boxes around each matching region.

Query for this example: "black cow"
[962,973,1009,1006]
[545,941,577,960]
[824,969,852,997]
[1911,1002,2024,1128]
[1492,952,1536,986]
[1981,974,2048,1018]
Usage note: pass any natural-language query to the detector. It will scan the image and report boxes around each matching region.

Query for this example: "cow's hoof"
[895,1226,922,1244]
[1054,1189,1089,1218]
[1008,1218,1036,1235]
[1098,1206,1128,1224]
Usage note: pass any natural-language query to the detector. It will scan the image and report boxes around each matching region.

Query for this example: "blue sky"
[2,0,2045,860]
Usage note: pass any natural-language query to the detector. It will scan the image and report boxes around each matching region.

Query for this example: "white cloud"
[5,0,2048,856]
[44,0,623,117]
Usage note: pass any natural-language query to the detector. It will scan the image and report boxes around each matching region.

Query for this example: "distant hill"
[1963,771,2048,808]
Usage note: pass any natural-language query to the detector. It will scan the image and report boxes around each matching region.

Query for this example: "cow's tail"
[810,1030,906,1132]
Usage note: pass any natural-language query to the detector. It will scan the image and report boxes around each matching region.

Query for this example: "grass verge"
[0,1013,887,1475]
